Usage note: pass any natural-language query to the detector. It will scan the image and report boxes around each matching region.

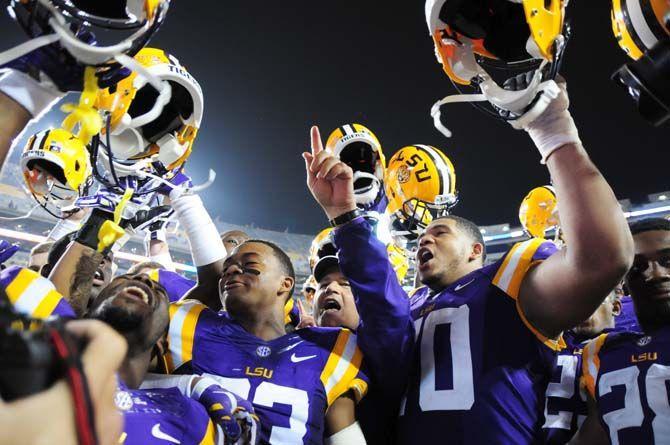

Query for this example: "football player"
[166,239,369,445]
[303,73,633,445]
[574,218,670,444]
[130,178,370,444]
[89,273,220,445]
[542,289,623,444]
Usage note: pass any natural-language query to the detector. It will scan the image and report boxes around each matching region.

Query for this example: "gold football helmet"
[326,124,386,210]
[309,228,336,271]
[385,144,457,239]
[21,128,93,208]
[611,0,670,125]
[95,47,203,175]
[519,185,559,238]
[426,0,570,136]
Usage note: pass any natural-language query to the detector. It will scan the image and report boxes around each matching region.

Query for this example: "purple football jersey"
[583,326,670,444]
[0,266,75,318]
[116,383,215,445]
[148,269,195,302]
[333,217,561,445]
[542,331,590,444]
[166,301,369,445]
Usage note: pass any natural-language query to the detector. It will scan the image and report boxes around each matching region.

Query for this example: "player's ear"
[469,243,484,263]
[153,333,169,359]
[279,276,295,296]
[612,296,622,317]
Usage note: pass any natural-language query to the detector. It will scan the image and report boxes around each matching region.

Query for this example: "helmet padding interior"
[129,80,194,143]
[439,0,533,62]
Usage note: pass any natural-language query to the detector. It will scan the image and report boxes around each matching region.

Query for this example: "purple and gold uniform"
[582,326,670,444]
[116,383,216,445]
[166,300,369,445]
[542,331,591,444]
[147,269,195,302]
[334,217,561,444]
[0,266,75,318]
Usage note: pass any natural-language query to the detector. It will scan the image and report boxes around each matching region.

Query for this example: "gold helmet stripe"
[413,144,445,197]
[415,144,456,197]
[37,130,51,152]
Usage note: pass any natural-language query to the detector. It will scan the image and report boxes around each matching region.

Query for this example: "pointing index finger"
[311,126,324,156]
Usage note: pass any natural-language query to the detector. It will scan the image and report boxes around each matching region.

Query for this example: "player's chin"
[318,310,345,328]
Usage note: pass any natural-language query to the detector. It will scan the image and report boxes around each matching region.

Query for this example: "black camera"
[0,294,79,402]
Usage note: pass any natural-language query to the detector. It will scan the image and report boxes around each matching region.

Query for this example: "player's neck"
[119,350,152,389]
[430,262,481,291]
[237,308,286,341]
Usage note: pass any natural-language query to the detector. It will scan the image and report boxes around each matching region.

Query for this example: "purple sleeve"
[333,217,414,390]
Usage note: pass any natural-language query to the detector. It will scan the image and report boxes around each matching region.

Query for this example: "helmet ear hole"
[75,160,81,171]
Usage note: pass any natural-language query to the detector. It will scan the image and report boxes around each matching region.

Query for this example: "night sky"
[1,1,668,234]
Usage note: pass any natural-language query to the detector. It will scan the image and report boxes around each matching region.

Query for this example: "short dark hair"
[629,217,670,235]
[41,232,77,277]
[127,261,166,275]
[243,239,295,297]
[435,215,487,261]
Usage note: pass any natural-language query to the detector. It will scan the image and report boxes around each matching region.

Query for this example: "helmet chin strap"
[431,60,560,137]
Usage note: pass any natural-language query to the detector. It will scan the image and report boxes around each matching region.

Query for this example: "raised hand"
[302,126,356,220]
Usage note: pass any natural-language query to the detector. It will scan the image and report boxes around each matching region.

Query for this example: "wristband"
[329,209,363,228]
[171,193,226,267]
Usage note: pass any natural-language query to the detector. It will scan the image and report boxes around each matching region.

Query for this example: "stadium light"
[623,205,670,218]
[0,227,197,273]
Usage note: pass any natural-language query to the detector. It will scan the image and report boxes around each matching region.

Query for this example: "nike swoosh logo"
[278,341,304,354]
[454,279,475,291]
[151,423,180,444]
[290,353,317,363]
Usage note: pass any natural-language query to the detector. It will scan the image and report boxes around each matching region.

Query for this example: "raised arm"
[517,83,634,338]
[304,126,414,387]
[167,182,226,310]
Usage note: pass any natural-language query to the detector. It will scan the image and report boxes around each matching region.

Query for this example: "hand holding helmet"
[425,0,571,137]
